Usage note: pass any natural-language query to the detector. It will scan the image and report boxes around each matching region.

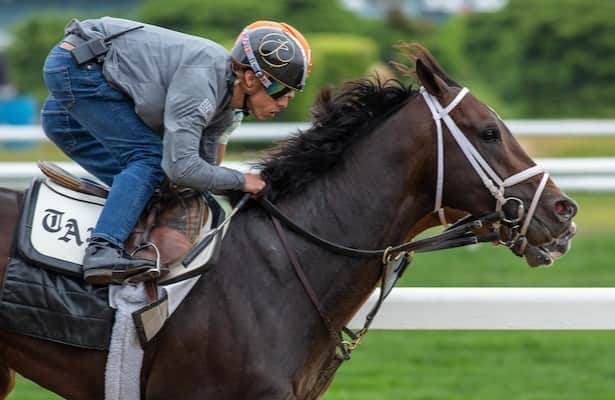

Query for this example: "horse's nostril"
[554,198,578,221]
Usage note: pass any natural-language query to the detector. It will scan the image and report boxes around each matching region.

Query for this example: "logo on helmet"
[258,33,295,68]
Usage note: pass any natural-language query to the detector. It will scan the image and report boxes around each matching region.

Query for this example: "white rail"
[0,122,613,191]
[349,288,615,330]
[0,159,612,191]
[3,120,615,142]
[1,158,611,175]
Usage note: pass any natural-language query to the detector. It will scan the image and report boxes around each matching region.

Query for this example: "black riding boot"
[83,238,156,285]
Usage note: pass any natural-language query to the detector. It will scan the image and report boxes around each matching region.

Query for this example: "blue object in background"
[0,95,37,150]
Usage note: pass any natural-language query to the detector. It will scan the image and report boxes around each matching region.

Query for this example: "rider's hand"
[242,172,266,194]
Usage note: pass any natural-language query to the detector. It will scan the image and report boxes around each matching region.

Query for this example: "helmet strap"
[240,30,272,89]
[230,70,252,117]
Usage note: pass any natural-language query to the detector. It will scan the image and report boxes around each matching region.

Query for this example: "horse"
[0,44,577,399]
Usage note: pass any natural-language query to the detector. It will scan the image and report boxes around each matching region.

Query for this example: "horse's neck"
[274,123,433,330]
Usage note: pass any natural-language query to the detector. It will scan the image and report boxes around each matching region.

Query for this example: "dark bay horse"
[0,45,576,399]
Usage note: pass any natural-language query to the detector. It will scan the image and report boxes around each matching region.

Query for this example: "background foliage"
[8,0,615,119]
[461,0,615,117]
[7,15,71,104]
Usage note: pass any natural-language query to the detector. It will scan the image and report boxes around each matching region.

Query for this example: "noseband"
[420,86,550,255]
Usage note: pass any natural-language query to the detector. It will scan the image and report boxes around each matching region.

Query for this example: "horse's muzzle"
[524,221,577,267]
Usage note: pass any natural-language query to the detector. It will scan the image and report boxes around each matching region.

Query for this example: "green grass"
[9,377,61,400]
[325,331,615,400]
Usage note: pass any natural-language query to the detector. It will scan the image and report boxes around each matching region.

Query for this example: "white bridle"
[420,86,550,253]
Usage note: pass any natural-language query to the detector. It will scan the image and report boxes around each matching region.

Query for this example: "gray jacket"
[67,17,245,191]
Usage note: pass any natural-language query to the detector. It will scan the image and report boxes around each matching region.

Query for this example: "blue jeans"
[41,45,165,247]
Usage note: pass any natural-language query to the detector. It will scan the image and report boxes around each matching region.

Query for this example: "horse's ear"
[416,58,446,99]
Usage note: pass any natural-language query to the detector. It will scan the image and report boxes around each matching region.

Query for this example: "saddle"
[126,182,207,266]
[33,161,212,275]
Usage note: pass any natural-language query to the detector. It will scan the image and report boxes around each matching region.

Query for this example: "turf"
[9,378,61,400]
[325,331,615,400]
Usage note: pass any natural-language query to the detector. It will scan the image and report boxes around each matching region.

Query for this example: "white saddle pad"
[20,178,225,282]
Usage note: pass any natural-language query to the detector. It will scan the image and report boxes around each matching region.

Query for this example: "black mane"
[258,77,416,201]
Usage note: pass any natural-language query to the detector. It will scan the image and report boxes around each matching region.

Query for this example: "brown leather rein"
[257,197,502,258]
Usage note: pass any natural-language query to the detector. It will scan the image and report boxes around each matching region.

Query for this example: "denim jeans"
[41,45,165,247]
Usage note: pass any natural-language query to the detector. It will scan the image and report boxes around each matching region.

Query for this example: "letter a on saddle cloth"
[10,162,230,347]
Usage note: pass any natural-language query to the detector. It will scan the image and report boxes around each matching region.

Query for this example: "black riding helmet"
[231,21,312,95]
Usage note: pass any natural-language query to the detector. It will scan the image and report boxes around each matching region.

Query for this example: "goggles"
[265,78,295,100]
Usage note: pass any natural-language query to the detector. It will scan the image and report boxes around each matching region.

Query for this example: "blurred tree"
[6,14,71,102]
[464,0,615,117]
[138,0,285,42]
[137,0,383,43]
[3,0,133,5]
[137,0,432,58]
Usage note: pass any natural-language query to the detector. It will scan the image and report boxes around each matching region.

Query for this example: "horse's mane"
[258,76,416,201]
[257,43,458,202]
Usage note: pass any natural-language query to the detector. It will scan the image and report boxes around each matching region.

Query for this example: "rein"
[258,197,500,258]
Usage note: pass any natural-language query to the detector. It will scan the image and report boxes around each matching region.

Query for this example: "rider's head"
[231,21,312,101]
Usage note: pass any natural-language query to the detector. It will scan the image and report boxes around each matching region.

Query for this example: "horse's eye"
[480,128,500,142]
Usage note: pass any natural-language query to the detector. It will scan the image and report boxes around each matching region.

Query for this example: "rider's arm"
[161,66,245,191]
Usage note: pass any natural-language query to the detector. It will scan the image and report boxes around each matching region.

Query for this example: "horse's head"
[402,45,577,267]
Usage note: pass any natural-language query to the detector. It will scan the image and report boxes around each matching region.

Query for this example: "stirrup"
[125,242,166,284]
